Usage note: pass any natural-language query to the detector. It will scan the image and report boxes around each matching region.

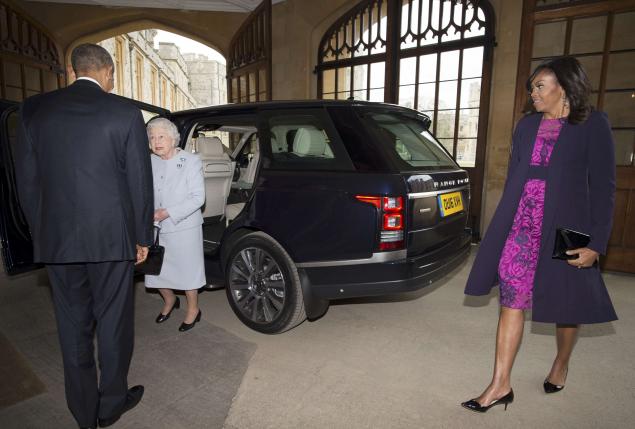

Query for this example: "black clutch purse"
[552,227,591,260]
[135,225,165,275]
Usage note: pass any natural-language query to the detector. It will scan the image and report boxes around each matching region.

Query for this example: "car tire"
[225,231,306,334]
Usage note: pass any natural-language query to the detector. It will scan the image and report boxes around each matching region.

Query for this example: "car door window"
[361,110,457,170]
[262,110,354,171]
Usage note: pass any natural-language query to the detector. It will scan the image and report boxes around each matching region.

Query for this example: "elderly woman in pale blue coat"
[145,118,206,332]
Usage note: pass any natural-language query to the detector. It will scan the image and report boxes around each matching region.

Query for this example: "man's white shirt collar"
[76,77,102,89]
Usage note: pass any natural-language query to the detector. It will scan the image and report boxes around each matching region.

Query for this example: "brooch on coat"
[177,157,186,169]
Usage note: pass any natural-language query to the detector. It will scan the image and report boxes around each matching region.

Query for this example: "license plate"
[438,192,464,217]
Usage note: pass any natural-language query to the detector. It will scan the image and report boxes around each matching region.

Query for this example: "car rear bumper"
[301,232,471,300]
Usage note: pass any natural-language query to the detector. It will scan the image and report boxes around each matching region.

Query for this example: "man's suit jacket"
[14,79,154,263]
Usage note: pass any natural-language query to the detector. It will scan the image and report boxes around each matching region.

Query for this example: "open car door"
[0,100,39,275]
[0,97,170,275]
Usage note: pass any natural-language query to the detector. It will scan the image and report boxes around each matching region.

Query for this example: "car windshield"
[362,110,457,171]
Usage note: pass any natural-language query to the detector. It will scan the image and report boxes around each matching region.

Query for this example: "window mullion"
[597,12,614,110]
[385,0,401,103]
[564,17,573,55]
[433,51,441,135]
[454,49,464,158]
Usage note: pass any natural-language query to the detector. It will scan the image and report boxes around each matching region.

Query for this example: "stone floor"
[1,250,634,429]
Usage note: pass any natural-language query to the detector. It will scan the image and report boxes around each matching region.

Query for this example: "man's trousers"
[46,261,135,427]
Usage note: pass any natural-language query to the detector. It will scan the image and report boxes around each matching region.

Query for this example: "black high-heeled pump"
[155,297,180,323]
[543,380,564,393]
[179,309,201,332]
[544,367,567,394]
[461,389,514,413]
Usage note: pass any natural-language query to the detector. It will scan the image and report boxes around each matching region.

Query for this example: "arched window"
[0,2,64,101]
[318,0,389,102]
[228,0,272,103]
[317,0,495,236]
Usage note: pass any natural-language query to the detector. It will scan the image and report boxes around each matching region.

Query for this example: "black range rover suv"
[0,99,471,334]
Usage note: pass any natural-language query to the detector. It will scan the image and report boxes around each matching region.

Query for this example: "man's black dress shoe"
[156,297,180,323]
[179,310,201,332]
[98,385,144,427]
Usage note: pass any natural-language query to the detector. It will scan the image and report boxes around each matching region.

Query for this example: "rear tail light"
[383,196,403,211]
[355,195,381,209]
[356,195,405,251]
[383,213,402,230]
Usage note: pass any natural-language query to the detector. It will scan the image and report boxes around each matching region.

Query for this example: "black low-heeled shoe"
[461,389,514,413]
[544,379,565,393]
[155,297,180,324]
[179,310,201,332]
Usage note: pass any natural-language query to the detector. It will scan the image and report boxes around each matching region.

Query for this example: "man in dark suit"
[13,43,153,428]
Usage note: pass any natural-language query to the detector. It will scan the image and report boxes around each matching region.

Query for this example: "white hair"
[147,117,180,146]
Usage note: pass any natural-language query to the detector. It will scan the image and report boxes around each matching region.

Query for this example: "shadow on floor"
[0,274,257,429]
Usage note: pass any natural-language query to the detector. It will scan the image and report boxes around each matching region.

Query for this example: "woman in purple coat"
[461,56,617,412]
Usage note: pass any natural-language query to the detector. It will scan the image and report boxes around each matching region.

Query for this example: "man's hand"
[153,208,169,222]
[566,247,599,269]
[136,245,149,265]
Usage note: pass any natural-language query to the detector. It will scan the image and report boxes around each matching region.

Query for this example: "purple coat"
[465,110,617,324]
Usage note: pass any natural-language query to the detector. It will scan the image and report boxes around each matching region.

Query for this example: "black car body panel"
[249,170,407,262]
[304,233,471,300]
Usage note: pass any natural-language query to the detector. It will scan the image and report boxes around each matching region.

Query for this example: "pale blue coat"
[151,149,204,232]
[145,149,206,290]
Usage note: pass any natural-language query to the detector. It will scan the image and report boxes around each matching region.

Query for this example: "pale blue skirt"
[145,226,205,290]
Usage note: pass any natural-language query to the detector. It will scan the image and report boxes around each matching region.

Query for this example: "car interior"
[181,122,262,255]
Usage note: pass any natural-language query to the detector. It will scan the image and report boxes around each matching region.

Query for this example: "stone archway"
[6,0,247,75]
[65,20,230,109]
[66,19,227,68]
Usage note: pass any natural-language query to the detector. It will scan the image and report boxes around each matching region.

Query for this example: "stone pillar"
[480,0,524,234]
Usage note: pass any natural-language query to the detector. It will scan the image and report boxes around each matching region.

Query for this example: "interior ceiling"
[27,0,285,13]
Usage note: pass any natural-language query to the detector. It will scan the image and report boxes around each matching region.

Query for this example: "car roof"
[169,99,418,119]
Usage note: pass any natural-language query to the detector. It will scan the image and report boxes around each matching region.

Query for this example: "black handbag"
[135,226,165,275]
[552,227,591,260]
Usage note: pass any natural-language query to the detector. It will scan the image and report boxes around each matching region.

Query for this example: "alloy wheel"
[228,246,286,323]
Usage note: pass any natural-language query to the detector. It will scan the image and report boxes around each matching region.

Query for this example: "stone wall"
[157,42,190,94]
[184,53,227,107]
[99,32,196,110]
[479,0,524,234]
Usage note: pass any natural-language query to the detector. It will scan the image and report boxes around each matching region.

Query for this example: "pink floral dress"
[498,118,564,309]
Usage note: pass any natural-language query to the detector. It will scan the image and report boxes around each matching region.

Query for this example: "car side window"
[262,110,354,171]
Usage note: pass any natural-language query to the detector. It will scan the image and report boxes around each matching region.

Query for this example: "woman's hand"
[566,247,599,269]
[153,208,169,222]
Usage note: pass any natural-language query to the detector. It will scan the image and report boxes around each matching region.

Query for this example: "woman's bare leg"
[546,324,579,385]
[474,307,525,405]
[183,289,200,323]
[158,288,177,315]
